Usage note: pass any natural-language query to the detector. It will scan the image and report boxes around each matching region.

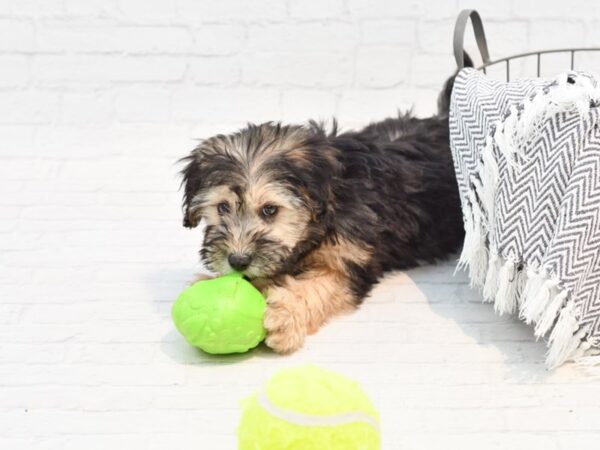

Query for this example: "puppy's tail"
[437,52,473,117]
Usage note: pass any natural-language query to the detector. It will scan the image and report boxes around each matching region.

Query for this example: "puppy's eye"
[261,204,278,218]
[217,202,230,215]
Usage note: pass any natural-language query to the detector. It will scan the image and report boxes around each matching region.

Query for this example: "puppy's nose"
[228,253,252,271]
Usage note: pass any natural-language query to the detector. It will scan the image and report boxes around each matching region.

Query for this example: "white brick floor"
[3,258,600,449]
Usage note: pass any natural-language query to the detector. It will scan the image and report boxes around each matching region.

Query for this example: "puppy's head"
[180,122,339,279]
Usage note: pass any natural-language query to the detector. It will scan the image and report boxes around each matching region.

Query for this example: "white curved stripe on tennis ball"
[257,388,380,431]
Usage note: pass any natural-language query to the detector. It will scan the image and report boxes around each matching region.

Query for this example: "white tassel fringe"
[494,260,518,315]
[458,192,488,287]
[455,71,600,368]
[482,253,500,303]
[547,302,583,368]
[519,273,558,325]
[534,289,568,338]
[460,251,593,368]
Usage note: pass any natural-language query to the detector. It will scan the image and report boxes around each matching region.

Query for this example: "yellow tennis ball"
[238,365,380,450]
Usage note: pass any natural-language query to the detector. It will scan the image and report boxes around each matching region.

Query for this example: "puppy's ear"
[290,142,341,224]
[180,152,203,228]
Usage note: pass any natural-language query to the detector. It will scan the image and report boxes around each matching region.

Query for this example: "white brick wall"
[2,1,600,448]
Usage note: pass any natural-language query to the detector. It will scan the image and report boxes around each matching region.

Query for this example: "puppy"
[179,77,465,354]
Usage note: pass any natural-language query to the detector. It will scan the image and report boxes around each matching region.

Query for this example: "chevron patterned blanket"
[450,68,600,367]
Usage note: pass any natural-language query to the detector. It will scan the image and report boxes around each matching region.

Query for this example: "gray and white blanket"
[450,68,600,367]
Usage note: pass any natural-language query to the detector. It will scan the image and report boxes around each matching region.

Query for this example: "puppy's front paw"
[264,289,307,354]
[264,307,307,354]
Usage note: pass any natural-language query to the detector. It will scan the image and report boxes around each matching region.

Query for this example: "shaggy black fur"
[180,68,467,310]
[313,113,464,299]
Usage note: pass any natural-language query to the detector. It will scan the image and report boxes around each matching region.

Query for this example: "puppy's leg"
[264,271,357,354]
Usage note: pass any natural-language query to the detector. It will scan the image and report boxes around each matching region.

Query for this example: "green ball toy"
[171,272,267,354]
[238,365,381,449]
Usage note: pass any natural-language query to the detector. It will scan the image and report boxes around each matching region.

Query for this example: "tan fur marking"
[307,238,373,273]
[264,238,373,354]
[247,180,309,250]
[233,126,309,175]
[227,177,309,252]
[286,146,314,167]
[191,185,237,226]
[264,271,356,353]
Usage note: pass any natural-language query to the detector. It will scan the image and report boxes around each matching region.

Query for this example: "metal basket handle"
[453,9,491,69]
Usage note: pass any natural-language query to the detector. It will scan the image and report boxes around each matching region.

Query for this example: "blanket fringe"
[493,72,600,165]
[534,289,568,338]
[457,203,473,272]
[519,272,557,325]
[516,267,528,298]
[494,260,518,315]
[460,250,591,367]
[454,70,600,368]
[547,302,583,368]
[458,195,488,288]
[482,252,499,303]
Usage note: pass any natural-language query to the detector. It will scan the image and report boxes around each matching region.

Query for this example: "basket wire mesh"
[454,10,600,81]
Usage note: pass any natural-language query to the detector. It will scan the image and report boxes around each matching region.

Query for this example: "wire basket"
[453,9,600,81]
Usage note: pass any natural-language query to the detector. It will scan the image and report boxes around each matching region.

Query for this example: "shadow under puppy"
[180,74,465,354]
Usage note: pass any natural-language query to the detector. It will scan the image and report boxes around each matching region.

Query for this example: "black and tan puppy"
[180,78,464,353]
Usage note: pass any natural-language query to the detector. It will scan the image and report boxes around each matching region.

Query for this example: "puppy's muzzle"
[228,253,252,271]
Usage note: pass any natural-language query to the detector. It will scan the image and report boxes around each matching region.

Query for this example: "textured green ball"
[171,272,266,354]
[238,365,381,450]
